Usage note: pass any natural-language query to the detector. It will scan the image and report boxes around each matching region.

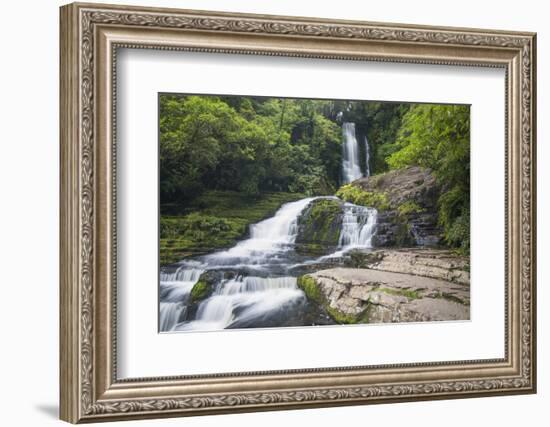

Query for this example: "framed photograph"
[60,2,537,423]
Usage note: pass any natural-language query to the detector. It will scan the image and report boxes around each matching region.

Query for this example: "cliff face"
[295,167,443,252]
[350,166,443,247]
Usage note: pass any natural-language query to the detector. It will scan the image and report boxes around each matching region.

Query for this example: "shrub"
[335,184,390,210]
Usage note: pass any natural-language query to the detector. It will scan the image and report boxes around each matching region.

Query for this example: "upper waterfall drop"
[364,135,371,178]
[341,122,363,184]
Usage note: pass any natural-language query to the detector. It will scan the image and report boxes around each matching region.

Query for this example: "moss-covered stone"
[190,280,211,304]
[295,199,343,252]
[297,274,370,325]
[326,306,370,324]
[297,275,323,304]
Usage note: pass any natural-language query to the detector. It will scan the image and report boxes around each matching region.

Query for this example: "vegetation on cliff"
[160,191,303,265]
[335,184,391,211]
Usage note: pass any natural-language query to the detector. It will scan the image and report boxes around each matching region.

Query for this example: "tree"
[387,104,470,252]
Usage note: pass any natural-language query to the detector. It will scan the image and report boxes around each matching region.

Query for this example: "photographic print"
[158,94,471,332]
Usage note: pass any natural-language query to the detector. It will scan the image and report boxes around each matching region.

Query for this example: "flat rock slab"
[347,248,470,285]
[305,267,470,324]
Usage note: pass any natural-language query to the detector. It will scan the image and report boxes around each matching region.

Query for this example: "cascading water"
[173,276,304,331]
[159,124,380,332]
[159,263,205,331]
[341,122,363,184]
[206,197,316,266]
[338,204,377,249]
[159,198,320,332]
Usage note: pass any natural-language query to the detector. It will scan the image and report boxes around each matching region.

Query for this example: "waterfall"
[364,135,371,177]
[159,164,380,332]
[341,122,363,184]
[160,198,318,332]
[159,262,205,331]
[173,276,303,331]
[206,197,317,265]
[338,203,377,249]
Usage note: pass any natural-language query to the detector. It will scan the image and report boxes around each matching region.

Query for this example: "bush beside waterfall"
[335,184,391,211]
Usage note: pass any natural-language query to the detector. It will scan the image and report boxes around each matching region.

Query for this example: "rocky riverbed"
[297,248,470,324]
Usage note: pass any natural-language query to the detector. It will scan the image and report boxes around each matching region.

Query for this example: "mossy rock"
[326,305,370,324]
[295,199,343,252]
[297,275,323,304]
[189,271,220,304]
[190,280,211,303]
[297,274,369,325]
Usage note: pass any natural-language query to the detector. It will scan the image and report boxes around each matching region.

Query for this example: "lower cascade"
[159,197,378,332]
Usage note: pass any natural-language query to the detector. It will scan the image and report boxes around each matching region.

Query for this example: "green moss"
[327,306,358,324]
[298,274,371,325]
[327,304,370,324]
[296,199,342,248]
[336,184,391,211]
[377,287,419,300]
[297,275,323,304]
[397,200,425,216]
[159,191,304,265]
[190,280,210,303]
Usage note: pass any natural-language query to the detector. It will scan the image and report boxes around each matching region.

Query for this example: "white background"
[118,50,504,377]
[0,0,546,426]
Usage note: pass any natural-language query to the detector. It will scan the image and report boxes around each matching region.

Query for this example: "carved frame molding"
[60,2,536,423]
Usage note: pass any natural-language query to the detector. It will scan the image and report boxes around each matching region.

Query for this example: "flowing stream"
[160,122,377,332]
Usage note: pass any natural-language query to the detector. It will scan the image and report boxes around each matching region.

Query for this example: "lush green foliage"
[386,104,470,252]
[160,95,471,258]
[160,95,341,202]
[342,102,411,174]
[335,184,391,211]
[397,200,425,216]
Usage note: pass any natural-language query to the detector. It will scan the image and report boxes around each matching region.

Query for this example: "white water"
[173,277,303,331]
[159,199,316,332]
[338,203,377,250]
[342,122,363,184]
[206,197,316,266]
[364,135,371,178]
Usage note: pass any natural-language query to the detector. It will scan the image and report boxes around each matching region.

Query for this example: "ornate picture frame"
[60,2,536,423]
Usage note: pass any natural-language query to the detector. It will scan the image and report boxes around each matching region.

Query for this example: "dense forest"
[159,94,470,263]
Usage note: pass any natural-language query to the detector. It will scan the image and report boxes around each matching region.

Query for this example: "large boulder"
[297,265,469,325]
[295,198,344,255]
